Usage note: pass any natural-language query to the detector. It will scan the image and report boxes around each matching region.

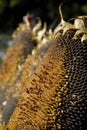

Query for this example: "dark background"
[0,0,87,32]
[0,0,87,64]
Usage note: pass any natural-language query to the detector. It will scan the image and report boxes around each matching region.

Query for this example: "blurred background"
[0,0,87,65]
